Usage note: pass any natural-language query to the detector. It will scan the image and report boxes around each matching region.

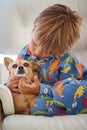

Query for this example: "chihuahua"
[4,57,40,114]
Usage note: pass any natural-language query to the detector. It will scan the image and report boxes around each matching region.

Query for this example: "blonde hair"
[33,4,82,56]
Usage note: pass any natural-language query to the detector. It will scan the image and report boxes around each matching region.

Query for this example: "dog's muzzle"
[17,66,25,74]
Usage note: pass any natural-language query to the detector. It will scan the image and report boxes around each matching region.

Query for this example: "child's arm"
[18,76,53,97]
[58,53,85,80]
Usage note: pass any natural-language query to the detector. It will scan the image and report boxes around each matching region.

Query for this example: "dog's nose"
[17,66,25,75]
[18,66,24,70]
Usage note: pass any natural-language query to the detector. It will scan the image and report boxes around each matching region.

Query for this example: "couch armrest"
[0,102,2,130]
[0,84,14,115]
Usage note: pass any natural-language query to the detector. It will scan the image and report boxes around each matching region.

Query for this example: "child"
[7,4,87,116]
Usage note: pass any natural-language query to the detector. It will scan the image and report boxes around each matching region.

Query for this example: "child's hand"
[18,76,40,96]
[7,77,20,93]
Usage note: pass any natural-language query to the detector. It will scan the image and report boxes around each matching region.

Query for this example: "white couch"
[0,0,87,130]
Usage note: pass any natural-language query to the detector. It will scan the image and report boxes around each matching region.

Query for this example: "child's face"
[29,34,50,58]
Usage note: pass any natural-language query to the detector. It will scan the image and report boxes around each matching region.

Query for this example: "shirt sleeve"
[58,52,85,80]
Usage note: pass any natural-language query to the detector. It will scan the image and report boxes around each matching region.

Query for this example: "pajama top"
[18,44,87,116]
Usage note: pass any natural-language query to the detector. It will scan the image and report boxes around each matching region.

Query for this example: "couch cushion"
[2,114,87,130]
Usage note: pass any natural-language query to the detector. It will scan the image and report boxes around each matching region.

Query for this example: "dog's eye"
[12,64,18,68]
[23,63,29,67]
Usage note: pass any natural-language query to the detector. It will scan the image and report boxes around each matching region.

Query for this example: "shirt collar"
[26,45,59,62]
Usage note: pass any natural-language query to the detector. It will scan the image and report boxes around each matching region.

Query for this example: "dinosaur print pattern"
[18,44,87,116]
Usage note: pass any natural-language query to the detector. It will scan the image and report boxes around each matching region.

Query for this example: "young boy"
[7,4,87,116]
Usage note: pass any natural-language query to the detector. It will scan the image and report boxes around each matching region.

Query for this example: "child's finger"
[34,76,39,83]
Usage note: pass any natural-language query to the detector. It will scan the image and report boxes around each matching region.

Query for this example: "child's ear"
[4,57,13,70]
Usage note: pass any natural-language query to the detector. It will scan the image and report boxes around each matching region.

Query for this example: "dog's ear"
[4,57,13,70]
[31,61,40,74]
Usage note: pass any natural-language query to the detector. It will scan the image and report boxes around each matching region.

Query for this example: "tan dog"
[4,57,40,114]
